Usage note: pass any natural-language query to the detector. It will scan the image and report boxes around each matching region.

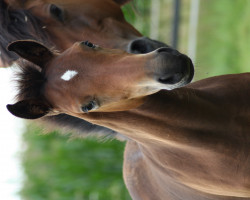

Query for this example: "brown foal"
[6,40,250,199]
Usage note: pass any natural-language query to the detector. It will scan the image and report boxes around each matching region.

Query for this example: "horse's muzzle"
[151,47,194,86]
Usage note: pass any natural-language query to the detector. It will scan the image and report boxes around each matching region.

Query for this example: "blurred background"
[1,0,250,199]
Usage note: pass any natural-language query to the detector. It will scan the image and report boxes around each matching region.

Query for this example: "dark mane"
[0,0,49,66]
[16,61,124,140]
[15,61,45,101]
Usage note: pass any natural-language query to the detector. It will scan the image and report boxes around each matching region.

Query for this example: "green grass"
[20,124,131,200]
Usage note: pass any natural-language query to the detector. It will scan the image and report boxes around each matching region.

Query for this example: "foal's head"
[20,0,142,50]
[7,40,194,119]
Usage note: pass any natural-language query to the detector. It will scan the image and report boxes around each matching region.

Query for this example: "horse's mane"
[0,0,49,66]
[15,61,45,101]
[15,61,124,140]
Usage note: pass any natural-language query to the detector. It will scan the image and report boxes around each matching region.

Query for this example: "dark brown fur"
[15,62,45,100]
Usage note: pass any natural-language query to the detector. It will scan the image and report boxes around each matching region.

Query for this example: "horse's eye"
[81,100,98,113]
[50,4,64,22]
[83,41,95,48]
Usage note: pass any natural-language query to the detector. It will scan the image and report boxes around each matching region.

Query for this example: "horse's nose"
[154,48,194,85]
[128,37,169,54]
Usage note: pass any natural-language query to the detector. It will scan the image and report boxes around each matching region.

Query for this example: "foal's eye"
[50,4,64,22]
[83,41,96,48]
[81,100,98,113]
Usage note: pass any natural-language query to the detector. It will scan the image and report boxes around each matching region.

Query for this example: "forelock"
[15,61,46,101]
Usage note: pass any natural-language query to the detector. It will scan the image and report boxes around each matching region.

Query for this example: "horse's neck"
[87,73,250,146]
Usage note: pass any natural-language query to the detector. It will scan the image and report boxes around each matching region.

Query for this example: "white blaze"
[61,70,78,81]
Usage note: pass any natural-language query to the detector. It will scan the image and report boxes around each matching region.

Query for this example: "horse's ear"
[7,40,54,68]
[7,99,51,119]
[113,0,132,6]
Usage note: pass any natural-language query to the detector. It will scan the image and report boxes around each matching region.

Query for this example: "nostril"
[157,47,171,53]
[129,40,149,54]
[156,47,180,55]
[158,73,183,84]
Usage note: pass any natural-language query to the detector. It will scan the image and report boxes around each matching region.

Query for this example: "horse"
[0,0,168,138]
[0,0,167,67]
[7,40,250,199]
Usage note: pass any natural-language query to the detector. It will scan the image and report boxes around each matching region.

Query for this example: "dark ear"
[7,99,51,119]
[7,40,54,68]
[113,0,132,6]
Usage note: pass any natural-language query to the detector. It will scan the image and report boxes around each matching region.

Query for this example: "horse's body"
[6,40,250,199]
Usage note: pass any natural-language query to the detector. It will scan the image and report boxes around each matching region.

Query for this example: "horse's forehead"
[60,70,78,81]
[44,65,82,104]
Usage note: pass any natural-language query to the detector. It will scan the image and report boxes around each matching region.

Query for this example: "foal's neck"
[84,73,250,146]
